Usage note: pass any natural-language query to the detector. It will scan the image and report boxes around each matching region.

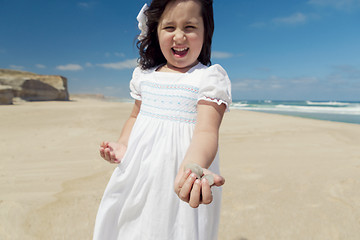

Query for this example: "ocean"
[230,100,360,125]
[105,97,360,125]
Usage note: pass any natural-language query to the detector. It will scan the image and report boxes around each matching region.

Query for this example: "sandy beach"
[1,97,359,240]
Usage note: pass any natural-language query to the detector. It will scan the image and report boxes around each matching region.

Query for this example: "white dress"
[93,63,232,240]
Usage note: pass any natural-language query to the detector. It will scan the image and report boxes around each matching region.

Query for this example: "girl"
[93,0,231,239]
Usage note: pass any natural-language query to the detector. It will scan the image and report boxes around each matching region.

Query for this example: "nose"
[173,29,186,43]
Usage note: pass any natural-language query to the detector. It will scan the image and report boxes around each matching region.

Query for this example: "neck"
[158,61,199,73]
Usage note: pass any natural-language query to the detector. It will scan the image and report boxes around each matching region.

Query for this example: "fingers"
[99,142,106,158]
[103,148,111,161]
[99,141,108,160]
[99,142,120,164]
[178,172,197,202]
[100,147,106,159]
[175,169,191,193]
[201,177,213,204]
[189,179,201,208]
[175,168,224,208]
[180,176,213,207]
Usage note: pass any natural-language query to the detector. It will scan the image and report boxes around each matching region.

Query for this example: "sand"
[0,98,359,240]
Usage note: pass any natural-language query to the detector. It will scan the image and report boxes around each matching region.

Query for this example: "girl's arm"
[100,100,141,163]
[118,100,142,146]
[174,100,226,207]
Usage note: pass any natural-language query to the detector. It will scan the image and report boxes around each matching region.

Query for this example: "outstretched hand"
[99,141,127,164]
[174,168,225,208]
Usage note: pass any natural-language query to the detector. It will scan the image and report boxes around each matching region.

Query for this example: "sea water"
[107,97,360,125]
[231,100,360,125]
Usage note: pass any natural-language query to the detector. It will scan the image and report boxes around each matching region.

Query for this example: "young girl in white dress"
[93,0,232,239]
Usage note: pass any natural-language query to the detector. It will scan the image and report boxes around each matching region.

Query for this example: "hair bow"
[137,4,149,40]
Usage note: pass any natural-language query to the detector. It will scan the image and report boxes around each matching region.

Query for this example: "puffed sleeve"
[198,64,232,111]
[129,67,142,100]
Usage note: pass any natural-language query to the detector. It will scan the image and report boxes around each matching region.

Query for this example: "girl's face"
[157,0,204,73]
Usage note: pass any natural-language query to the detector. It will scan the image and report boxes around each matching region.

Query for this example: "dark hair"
[137,0,214,70]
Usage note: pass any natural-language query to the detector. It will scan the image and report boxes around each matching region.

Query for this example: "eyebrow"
[161,20,175,26]
[185,20,199,25]
[161,19,200,25]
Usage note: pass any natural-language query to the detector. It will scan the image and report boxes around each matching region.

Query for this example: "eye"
[163,26,175,31]
[184,26,197,32]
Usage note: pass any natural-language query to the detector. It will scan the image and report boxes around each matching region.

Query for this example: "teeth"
[173,47,188,51]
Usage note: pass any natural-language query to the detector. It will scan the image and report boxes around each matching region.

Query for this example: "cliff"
[0,69,69,104]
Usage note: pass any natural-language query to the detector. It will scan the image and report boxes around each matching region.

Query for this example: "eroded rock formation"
[0,69,69,104]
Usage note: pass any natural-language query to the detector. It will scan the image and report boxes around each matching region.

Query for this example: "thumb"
[203,169,225,187]
[213,174,225,187]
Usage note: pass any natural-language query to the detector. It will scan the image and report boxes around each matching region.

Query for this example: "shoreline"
[240,109,360,125]
[67,95,360,125]
[230,99,360,125]
[1,98,359,239]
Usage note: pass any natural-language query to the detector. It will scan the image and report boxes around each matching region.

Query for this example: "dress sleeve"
[129,67,142,100]
[198,64,232,111]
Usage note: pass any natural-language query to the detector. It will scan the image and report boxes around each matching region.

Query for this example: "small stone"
[201,174,214,186]
[184,163,203,179]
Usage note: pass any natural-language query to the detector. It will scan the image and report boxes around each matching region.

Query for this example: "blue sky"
[1,0,359,101]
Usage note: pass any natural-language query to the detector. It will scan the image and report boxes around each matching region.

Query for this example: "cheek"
[189,34,204,49]
[158,33,172,48]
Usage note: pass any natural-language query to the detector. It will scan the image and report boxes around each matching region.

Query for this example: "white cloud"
[85,62,93,67]
[114,52,126,57]
[273,13,308,25]
[233,70,359,100]
[105,52,126,58]
[104,86,116,91]
[251,12,309,28]
[333,65,360,75]
[290,77,318,84]
[232,79,271,91]
[97,59,138,70]
[9,65,25,70]
[249,22,267,28]
[35,64,46,69]
[308,0,360,9]
[330,65,360,81]
[56,64,83,71]
[212,51,233,59]
[256,67,272,73]
[78,2,91,8]
[233,76,319,92]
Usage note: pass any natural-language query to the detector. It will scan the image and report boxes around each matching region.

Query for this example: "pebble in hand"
[184,163,214,186]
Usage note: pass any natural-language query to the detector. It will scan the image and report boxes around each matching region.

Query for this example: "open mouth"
[171,47,189,57]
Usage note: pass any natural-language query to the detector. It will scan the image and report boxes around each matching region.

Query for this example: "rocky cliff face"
[0,85,14,104]
[0,69,69,104]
